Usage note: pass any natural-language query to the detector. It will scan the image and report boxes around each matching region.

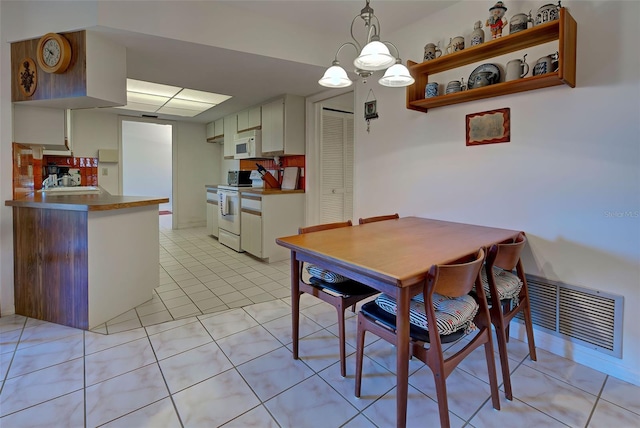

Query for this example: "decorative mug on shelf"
[510,11,532,34]
[445,36,465,54]
[446,79,464,94]
[533,52,559,75]
[423,43,442,61]
[425,82,439,98]
[506,54,529,81]
[535,0,562,26]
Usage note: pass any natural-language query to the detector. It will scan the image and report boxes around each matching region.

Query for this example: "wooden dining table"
[276,216,523,427]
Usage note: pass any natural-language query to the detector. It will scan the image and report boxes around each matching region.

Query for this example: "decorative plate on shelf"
[467,63,501,89]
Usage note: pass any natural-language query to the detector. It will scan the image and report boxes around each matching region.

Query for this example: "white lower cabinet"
[241,210,262,257]
[240,192,304,262]
[206,187,218,237]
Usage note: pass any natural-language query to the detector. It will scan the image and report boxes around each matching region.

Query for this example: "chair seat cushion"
[481,266,523,302]
[360,300,465,343]
[306,264,348,283]
[308,276,378,297]
[374,292,479,337]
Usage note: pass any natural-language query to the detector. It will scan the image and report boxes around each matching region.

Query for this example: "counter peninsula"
[5,189,169,330]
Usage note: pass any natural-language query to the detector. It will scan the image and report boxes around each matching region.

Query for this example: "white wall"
[122,120,173,212]
[174,121,220,228]
[71,109,120,194]
[351,0,639,384]
[68,110,219,225]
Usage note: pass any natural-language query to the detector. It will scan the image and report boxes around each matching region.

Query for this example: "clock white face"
[42,39,61,67]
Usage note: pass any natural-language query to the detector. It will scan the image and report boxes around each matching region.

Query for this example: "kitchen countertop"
[205,184,304,195]
[5,188,169,212]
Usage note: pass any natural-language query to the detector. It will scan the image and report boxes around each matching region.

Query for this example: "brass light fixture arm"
[332,41,359,64]
[382,40,402,60]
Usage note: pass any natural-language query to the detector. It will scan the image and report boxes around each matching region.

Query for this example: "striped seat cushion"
[480,266,523,303]
[375,292,479,336]
[306,264,348,283]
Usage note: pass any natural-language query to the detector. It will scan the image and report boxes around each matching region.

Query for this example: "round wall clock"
[18,58,37,97]
[36,32,72,74]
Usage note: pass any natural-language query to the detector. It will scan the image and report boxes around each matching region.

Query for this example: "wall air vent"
[517,275,623,358]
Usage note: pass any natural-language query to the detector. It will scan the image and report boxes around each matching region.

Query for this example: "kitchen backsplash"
[12,148,304,198]
[12,143,34,199]
[11,143,100,196]
[37,155,99,190]
[240,155,305,190]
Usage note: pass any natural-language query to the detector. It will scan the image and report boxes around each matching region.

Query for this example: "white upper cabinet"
[237,106,261,132]
[206,122,215,140]
[261,94,304,156]
[223,114,237,158]
[206,118,224,142]
[13,104,67,150]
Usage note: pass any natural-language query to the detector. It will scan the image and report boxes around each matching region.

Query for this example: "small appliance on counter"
[42,165,81,188]
[227,170,252,187]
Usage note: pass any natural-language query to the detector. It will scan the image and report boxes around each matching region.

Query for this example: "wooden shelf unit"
[406,8,576,113]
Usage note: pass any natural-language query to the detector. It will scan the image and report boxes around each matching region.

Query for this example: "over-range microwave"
[234,130,262,159]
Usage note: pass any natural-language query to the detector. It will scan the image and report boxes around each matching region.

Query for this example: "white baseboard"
[510,322,640,386]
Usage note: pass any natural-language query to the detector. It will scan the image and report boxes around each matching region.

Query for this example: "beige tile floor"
[1,217,639,427]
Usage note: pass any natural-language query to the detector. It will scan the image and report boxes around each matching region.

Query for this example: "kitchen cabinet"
[237,106,261,132]
[406,7,576,112]
[206,187,219,237]
[215,118,224,139]
[206,118,224,142]
[223,114,237,158]
[240,191,304,262]
[241,210,262,257]
[11,30,126,109]
[261,94,305,156]
[13,104,70,151]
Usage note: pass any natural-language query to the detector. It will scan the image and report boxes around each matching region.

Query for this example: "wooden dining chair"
[482,233,537,400]
[354,248,500,428]
[295,220,379,377]
[358,213,399,224]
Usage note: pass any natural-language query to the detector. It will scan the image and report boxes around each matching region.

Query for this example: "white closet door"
[320,109,354,223]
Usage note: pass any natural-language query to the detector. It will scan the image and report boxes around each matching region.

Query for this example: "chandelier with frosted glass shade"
[318,0,415,88]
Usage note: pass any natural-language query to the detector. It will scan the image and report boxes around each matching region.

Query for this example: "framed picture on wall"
[466,108,510,146]
[364,100,378,120]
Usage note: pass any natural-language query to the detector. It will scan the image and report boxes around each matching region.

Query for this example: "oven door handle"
[219,191,230,216]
